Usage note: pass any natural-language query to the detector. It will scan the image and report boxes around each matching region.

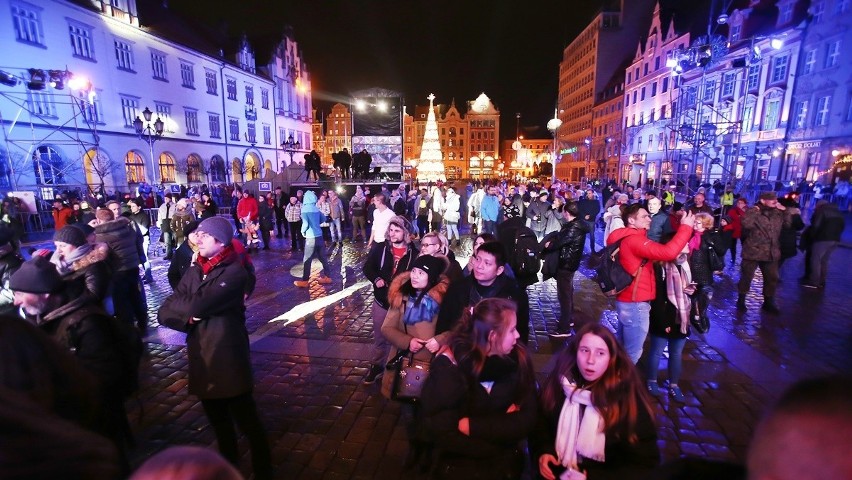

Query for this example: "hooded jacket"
[58,242,112,301]
[363,241,418,309]
[606,224,692,302]
[300,191,323,238]
[443,190,461,223]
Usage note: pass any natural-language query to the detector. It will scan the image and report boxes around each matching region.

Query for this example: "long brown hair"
[540,323,654,443]
[447,298,534,403]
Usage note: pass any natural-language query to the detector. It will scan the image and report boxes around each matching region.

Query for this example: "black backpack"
[510,227,541,281]
[593,238,646,297]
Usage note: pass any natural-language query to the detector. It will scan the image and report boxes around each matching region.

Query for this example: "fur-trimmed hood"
[71,242,109,272]
[387,270,449,310]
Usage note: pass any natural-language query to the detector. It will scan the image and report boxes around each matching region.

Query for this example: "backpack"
[593,238,647,297]
[510,227,541,280]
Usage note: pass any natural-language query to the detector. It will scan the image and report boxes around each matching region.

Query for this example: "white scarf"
[554,377,606,470]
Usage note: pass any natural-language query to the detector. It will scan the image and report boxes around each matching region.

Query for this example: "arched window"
[33,146,64,185]
[210,155,225,182]
[124,151,146,184]
[159,152,176,183]
[186,154,201,183]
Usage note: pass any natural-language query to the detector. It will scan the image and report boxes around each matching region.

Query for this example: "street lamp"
[584,137,592,182]
[133,107,165,199]
[280,134,301,169]
[546,108,562,185]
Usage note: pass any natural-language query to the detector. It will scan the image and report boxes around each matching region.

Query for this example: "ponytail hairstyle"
[539,323,654,444]
[448,298,534,403]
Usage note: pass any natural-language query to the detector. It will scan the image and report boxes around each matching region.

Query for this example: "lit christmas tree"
[416,93,446,183]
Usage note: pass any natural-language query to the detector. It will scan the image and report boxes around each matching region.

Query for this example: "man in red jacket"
[606,204,695,363]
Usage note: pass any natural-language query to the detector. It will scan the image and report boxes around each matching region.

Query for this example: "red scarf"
[197,244,237,275]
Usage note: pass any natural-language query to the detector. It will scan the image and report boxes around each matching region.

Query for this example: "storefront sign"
[787,141,822,150]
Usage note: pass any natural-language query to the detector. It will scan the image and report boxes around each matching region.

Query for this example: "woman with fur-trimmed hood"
[50,224,112,303]
[380,254,450,399]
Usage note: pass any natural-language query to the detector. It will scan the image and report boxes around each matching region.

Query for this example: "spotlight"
[48,70,65,90]
[377,100,387,112]
[770,38,784,49]
[0,71,18,87]
[26,68,46,90]
[717,14,729,25]
[67,74,91,91]
[355,99,367,112]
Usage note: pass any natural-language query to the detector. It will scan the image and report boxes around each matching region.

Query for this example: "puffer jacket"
[606,224,693,302]
[380,271,449,398]
[740,204,791,262]
[157,248,255,399]
[444,191,461,223]
[810,202,845,242]
[94,217,143,273]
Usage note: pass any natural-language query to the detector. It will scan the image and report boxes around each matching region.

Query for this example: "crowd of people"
[0,174,847,479]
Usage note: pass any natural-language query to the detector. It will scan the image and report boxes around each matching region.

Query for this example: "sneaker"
[293,280,310,288]
[363,364,383,385]
[647,381,660,396]
[670,385,685,402]
[317,276,332,285]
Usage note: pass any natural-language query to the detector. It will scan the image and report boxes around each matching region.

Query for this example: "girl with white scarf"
[535,324,659,480]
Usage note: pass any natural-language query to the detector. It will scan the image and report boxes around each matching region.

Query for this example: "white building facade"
[0,0,312,201]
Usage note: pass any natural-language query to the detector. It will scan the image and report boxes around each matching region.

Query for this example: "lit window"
[815,96,831,126]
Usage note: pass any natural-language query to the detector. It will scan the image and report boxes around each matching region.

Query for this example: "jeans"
[201,393,272,480]
[301,236,331,280]
[555,269,576,332]
[446,222,459,242]
[371,302,390,365]
[482,220,496,236]
[615,301,651,364]
[330,218,343,242]
[645,335,687,385]
[161,228,174,258]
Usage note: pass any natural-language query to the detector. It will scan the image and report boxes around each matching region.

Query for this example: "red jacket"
[236,197,259,221]
[727,206,746,239]
[606,224,692,302]
[53,206,73,230]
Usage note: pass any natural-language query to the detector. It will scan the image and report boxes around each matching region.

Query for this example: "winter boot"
[761,297,780,314]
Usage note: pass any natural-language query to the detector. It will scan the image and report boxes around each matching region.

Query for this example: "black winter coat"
[649,263,689,340]
[420,351,537,479]
[363,242,417,309]
[437,275,530,341]
[61,242,112,302]
[779,210,805,260]
[95,217,144,273]
[543,219,589,272]
[689,232,726,286]
[810,202,846,242]
[158,252,255,399]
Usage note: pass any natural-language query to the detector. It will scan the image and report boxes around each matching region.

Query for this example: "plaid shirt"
[284,201,302,222]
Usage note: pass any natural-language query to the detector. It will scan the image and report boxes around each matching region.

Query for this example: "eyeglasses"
[421,242,439,248]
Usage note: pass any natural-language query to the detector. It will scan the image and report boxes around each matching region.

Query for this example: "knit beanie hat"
[53,225,88,247]
[411,254,447,288]
[9,257,63,294]
[197,217,234,245]
[388,215,412,238]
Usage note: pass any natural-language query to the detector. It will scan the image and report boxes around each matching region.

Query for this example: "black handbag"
[392,354,431,403]
[708,246,725,272]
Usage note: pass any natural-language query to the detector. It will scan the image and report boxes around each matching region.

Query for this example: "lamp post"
[133,107,165,202]
[280,134,301,169]
[546,108,562,185]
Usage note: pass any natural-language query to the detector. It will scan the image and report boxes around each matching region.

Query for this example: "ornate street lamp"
[546,108,562,185]
[280,134,301,169]
[133,107,165,201]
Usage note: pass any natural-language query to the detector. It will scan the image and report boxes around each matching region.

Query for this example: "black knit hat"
[9,257,63,294]
[411,254,447,288]
[53,225,88,247]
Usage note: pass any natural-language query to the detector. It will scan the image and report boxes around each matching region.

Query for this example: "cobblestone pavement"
[26,217,852,479]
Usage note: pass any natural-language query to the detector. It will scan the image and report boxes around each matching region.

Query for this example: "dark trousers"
[729,237,739,263]
[583,220,597,253]
[482,220,496,236]
[738,259,779,300]
[276,214,287,237]
[417,217,429,237]
[260,225,271,249]
[113,269,148,333]
[201,393,272,480]
[288,221,304,249]
[556,269,576,332]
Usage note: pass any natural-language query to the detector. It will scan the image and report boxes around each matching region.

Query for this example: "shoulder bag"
[390,323,432,403]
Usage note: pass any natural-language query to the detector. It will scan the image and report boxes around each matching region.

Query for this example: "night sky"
[167,0,606,140]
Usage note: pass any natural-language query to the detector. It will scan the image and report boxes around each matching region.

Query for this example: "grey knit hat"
[197,217,234,245]
[53,225,88,247]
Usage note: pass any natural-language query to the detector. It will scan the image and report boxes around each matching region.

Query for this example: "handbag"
[707,243,725,272]
[392,354,431,403]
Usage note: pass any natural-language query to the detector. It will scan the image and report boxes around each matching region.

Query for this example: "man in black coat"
[437,241,531,343]
[362,216,417,384]
[11,257,133,469]
[338,148,353,180]
[158,216,272,479]
[541,201,589,337]
[577,189,602,254]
